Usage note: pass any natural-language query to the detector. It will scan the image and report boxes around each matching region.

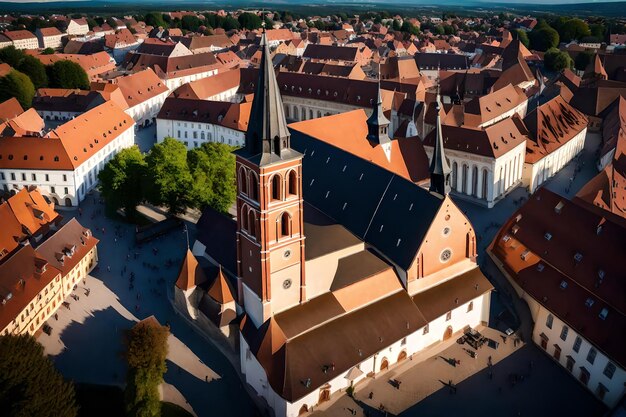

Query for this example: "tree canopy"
[529,24,560,52]
[98,146,147,221]
[544,47,573,73]
[553,17,590,43]
[574,50,594,72]
[124,320,169,417]
[47,60,89,90]
[238,12,262,30]
[144,12,167,29]
[187,143,237,214]
[145,138,194,215]
[0,334,78,417]
[181,15,202,32]
[0,69,35,109]
[17,55,48,89]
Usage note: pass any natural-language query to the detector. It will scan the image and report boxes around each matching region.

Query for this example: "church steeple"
[366,68,391,146]
[429,90,451,195]
[239,26,298,166]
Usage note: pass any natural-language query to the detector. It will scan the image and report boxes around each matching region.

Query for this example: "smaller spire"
[366,62,391,146]
[429,77,451,196]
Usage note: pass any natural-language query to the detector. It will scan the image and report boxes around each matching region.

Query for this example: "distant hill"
[0,0,622,17]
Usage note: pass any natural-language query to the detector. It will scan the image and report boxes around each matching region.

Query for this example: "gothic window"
[278,212,292,239]
[481,168,489,199]
[546,314,553,329]
[288,170,298,196]
[472,165,478,197]
[249,171,259,201]
[241,206,248,232]
[451,162,458,190]
[461,164,468,194]
[271,174,282,201]
[247,209,256,238]
[239,167,248,195]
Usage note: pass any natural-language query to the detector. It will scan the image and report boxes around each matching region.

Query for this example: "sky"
[0,0,623,4]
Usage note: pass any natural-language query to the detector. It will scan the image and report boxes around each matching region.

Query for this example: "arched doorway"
[52,197,59,206]
[397,350,407,362]
[380,357,389,371]
[443,325,453,341]
[299,404,308,415]
[64,197,72,207]
[318,386,331,403]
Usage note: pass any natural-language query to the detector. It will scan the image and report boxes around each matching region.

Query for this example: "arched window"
[482,168,489,199]
[472,165,478,197]
[546,314,553,329]
[201,132,205,140]
[288,170,297,196]
[467,301,473,312]
[247,209,256,238]
[240,205,248,232]
[278,212,291,239]
[451,161,458,190]
[284,105,290,118]
[461,164,468,194]
[239,167,248,195]
[301,107,306,120]
[271,174,282,201]
[249,171,259,201]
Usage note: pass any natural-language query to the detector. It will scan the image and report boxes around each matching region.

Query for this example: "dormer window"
[544,232,552,241]
[574,253,583,262]
[599,308,608,320]
[559,280,568,290]
[537,263,544,272]
[585,298,594,308]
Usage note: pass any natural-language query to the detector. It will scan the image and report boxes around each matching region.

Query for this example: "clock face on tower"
[282,279,292,289]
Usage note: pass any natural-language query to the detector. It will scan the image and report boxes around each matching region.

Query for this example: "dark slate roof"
[195,207,237,275]
[290,129,444,270]
[415,53,469,71]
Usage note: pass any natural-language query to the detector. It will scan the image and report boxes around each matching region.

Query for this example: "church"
[185,30,493,417]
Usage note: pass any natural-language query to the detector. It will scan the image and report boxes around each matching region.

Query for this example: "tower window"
[271,174,282,201]
[288,170,297,195]
[278,212,291,239]
[249,172,259,201]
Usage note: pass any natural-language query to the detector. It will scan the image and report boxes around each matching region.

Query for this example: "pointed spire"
[429,81,451,195]
[239,26,297,166]
[366,62,391,145]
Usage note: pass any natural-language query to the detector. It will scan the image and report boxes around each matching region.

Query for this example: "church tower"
[429,94,451,195]
[234,28,306,328]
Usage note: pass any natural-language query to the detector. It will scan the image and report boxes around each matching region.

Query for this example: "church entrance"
[64,197,72,207]
[380,358,389,371]
[443,325,453,341]
[318,387,331,403]
[397,350,407,362]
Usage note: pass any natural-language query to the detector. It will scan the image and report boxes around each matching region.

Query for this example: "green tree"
[0,334,78,417]
[0,45,25,67]
[401,21,419,36]
[559,18,591,43]
[124,320,169,417]
[48,60,89,90]
[544,47,573,72]
[86,18,98,30]
[181,15,201,32]
[513,29,530,48]
[98,146,147,221]
[574,50,594,72]
[238,12,262,30]
[432,25,445,36]
[589,23,605,41]
[529,25,559,51]
[17,55,47,89]
[392,19,401,31]
[187,143,236,214]
[144,12,167,29]
[0,69,35,108]
[145,138,193,214]
[42,47,55,55]
[222,16,240,31]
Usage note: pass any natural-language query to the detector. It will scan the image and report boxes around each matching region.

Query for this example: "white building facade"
[522,127,587,193]
[241,290,491,417]
[156,119,245,149]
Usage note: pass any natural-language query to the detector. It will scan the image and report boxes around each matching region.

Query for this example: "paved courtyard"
[311,327,604,417]
[37,192,257,417]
